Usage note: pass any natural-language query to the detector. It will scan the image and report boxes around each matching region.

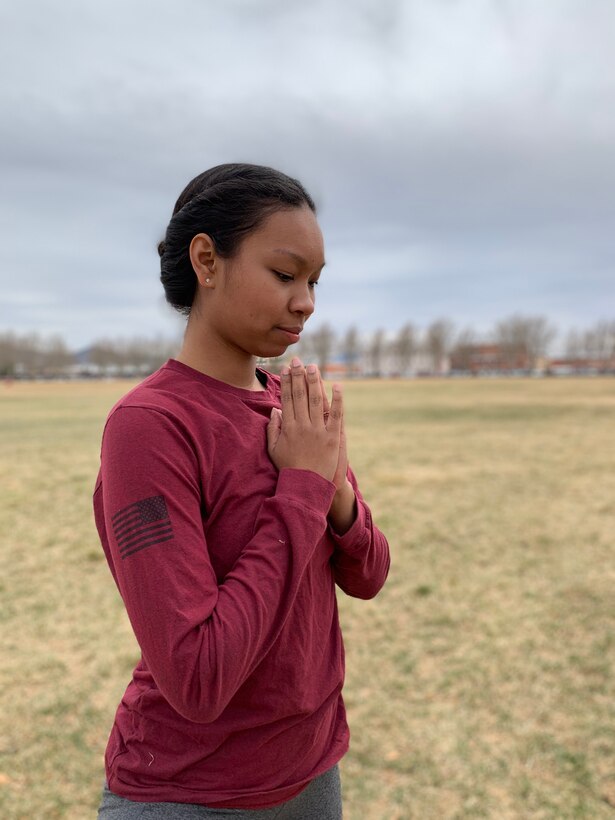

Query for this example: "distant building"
[546,357,614,376]
[450,344,531,375]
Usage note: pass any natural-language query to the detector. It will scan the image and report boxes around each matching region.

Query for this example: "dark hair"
[158,163,316,315]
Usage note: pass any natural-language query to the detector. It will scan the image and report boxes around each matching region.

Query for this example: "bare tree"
[494,315,555,370]
[124,335,181,373]
[291,333,313,366]
[424,318,455,374]
[565,329,583,359]
[89,339,124,369]
[21,332,45,374]
[87,335,181,374]
[0,332,44,375]
[367,329,386,377]
[342,326,361,377]
[525,316,557,367]
[43,334,73,375]
[310,323,336,373]
[0,332,18,376]
[392,323,416,375]
[494,316,527,368]
[450,327,477,372]
[0,331,79,377]
[602,320,615,363]
[582,320,615,364]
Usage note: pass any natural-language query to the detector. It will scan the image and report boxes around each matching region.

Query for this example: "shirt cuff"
[327,497,371,555]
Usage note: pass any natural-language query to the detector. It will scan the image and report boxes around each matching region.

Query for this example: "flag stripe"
[114,514,144,538]
[112,502,141,525]
[118,524,174,554]
[116,520,170,547]
[121,534,174,559]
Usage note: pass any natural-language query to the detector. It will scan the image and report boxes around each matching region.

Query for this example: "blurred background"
[2,3,615,819]
[1,0,613,378]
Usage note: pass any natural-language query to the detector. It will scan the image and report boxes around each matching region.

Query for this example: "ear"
[189,233,217,287]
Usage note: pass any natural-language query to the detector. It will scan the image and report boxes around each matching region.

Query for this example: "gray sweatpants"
[96,764,342,819]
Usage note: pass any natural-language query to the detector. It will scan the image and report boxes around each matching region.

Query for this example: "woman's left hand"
[319,370,357,533]
[319,373,349,494]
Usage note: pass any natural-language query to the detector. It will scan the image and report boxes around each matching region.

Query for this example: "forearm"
[327,479,357,535]
[329,468,391,599]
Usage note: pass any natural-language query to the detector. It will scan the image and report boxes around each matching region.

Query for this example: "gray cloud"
[1,0,613,349]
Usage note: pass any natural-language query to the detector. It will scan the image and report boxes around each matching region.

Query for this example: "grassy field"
[1,376,614,819]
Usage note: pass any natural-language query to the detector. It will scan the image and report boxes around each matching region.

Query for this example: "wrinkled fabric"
[93,359,390,808]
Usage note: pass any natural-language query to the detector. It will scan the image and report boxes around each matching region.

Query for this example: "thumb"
[266,407,282,451]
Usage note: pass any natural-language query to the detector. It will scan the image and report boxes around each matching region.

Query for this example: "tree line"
[0,333,179,378]
[293,316,615,376]
[1,316,614,379]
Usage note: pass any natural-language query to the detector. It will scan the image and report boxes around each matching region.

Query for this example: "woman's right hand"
[267,357,343,483]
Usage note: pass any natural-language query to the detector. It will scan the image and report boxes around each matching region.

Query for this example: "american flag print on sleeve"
[112,495,174,559]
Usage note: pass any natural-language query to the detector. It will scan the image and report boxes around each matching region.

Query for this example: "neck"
[176,316,264,391]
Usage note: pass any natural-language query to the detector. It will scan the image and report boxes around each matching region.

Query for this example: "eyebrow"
[271,248,326,271]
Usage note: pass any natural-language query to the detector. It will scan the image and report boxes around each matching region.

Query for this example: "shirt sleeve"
[95,405,337,725]
[328,465,391,600]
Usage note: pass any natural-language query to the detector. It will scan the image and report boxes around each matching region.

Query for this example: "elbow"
[172,700,226,725]
[362,581,386,600]
[153,665,231,725]
[358,580,387,600]
[346,535,391,600]
[336,575,387,600]
[163,686,229,724]
[337,556,390,600]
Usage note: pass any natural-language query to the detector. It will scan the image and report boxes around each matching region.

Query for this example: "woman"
[94,163,390,819]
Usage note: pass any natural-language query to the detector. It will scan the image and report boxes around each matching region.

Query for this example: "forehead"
[247,207,325,268]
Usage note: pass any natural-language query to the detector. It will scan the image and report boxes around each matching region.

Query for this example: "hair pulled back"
[158,163,316,315]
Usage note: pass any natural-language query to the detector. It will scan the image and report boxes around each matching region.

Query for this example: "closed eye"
[273,271,319,289]
[273,271,293,283]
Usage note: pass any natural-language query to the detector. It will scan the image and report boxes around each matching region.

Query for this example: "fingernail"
[307,364,316,374]
[291,357,301,367]
[280,366,290,376]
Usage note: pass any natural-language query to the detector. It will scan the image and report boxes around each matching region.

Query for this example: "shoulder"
[100,395,200,474]
[102,362,201,442]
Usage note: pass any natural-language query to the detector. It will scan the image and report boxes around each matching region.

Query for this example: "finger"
[280,366,294,423]
[335,411,346,457]
[306,364,324,425]
[338,398,346,447]
[320,373,331,416]
[266,407,282,452]
[290,357,309,425]
[326,382,344,436]
[319,373,331,427]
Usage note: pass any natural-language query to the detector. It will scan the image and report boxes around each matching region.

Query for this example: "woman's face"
[205,206,326,359]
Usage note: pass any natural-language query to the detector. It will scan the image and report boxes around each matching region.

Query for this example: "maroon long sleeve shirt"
[93,359,390,809]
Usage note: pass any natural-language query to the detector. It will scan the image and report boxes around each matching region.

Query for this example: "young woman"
[94,163,390,819]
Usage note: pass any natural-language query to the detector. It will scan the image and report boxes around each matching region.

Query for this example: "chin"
[251,341,290,359]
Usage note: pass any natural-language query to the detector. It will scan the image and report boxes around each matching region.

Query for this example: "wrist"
[328,479,357,535]
[333,478,354,502]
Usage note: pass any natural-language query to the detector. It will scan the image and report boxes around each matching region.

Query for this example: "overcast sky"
[1,0,613,352]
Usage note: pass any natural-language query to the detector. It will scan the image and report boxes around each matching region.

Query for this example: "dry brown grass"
[1,376,614,818]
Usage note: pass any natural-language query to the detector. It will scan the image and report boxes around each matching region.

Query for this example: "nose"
[289,281,315,318]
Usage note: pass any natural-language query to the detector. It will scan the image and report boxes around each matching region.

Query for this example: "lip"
[276,326,302,342]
